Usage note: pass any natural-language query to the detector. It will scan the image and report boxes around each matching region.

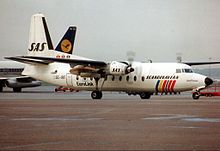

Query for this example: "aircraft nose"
[205,77,213,86]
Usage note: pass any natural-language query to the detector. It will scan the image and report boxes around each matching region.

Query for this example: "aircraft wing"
[183,61,220,66]
[5,56,50,65]
[6,56,107,67]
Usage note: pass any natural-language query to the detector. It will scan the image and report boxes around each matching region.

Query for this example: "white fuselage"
[23,61,207,93]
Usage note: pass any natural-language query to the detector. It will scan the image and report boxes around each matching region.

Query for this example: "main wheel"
[139,92,151,99]
[13,88,22,92]
[192,92,200,100]
[91,91,103,99]
[0,87,3,92]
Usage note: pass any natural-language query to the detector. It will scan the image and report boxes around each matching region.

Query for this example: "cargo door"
[66,73,72,86]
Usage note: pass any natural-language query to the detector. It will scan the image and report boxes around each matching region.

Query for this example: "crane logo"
[61,39,72,53]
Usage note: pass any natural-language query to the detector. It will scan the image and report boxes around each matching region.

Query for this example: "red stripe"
[171,80,176,92]
[162,80,167,92]
[165,80,169,92]
[167,80,173,92]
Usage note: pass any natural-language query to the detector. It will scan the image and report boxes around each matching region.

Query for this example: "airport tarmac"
[0,86,220,150]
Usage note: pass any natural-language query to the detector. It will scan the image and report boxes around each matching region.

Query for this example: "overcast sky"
[1,0,220,63]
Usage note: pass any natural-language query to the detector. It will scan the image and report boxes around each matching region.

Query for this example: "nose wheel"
[91,91,103,99]
[192,92,200,100]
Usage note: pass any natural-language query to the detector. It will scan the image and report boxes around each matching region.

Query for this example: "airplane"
[0,61,41,92]
[6,13,220,99]
[0,25,77,92]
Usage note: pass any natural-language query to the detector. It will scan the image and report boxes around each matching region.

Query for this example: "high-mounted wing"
[22,56,107,67]
[183,61,220,66]
[5,56,50,65]
[5,55,108,78]
[5,56,107,67]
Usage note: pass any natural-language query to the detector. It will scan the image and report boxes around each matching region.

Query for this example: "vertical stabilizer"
[55,26,77,54]
[28,13,54,56]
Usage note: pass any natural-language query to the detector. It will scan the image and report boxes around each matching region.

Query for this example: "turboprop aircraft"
[0,26,77,92]
[6,13,219,99]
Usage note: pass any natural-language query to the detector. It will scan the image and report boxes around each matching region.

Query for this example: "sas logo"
[155,80,176,93]
[28,43,47,51]
[61,39,72,53]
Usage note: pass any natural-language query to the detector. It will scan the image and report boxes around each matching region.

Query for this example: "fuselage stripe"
[171,80,176,92]
[155,80,160,92]
[167,80,173,92]
[158,80,164,92]
[162,80,167,92]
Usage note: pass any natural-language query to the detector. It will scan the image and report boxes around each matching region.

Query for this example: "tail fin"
[55,26,77,54]
[28,13,54,56]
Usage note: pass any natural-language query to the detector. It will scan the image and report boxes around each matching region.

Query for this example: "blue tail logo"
[55,26,76,54]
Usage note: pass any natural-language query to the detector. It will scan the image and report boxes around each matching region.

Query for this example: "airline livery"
[6,14,219,99]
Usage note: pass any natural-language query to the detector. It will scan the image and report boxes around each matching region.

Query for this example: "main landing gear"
[139,92,151,99]
[91,77,105,99]
[127,92,152,99]
[91,91,103,99]
[13,88,22,92]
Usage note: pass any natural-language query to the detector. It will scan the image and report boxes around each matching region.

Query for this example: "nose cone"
[205,77,213,86]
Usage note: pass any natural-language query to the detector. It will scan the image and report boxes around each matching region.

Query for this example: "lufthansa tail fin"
[28,13,54,56]
[55,26,77,54]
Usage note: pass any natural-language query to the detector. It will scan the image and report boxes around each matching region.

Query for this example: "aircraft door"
[66,73,73,86]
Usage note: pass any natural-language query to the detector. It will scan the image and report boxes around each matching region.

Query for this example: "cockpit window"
[184,68,193,73]
[176,68,193,73]
[176,69,181,73]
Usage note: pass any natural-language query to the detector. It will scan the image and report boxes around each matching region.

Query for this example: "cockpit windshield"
[176,68,193,73]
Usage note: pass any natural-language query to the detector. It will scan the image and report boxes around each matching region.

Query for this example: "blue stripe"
[155,80,160,92]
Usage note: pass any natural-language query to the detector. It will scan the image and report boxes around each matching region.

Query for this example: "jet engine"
[109,61,134,75]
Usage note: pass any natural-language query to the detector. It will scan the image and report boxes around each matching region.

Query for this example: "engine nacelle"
[109,61,134,75]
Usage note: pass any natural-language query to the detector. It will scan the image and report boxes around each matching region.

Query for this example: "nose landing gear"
[192,91,200,100]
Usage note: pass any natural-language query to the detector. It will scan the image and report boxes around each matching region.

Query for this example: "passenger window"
[142,76,145,82]
[119,76,122,81]
[126,76,129,81]
[134,76,137,81]
[112,76,115,81]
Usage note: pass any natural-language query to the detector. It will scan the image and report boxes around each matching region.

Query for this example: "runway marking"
[142,114,193,120]
[142,114,220,123]
[1,141,67,150]
[183,117,220,123]
[11,117,103,121]
[168,126,201,129]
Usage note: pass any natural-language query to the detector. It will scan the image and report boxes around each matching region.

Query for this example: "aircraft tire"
[139,92,151,99]
[13,88,22,92]
[192,92,200,100]
[91,91,102,99]
[0,87,3,92]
